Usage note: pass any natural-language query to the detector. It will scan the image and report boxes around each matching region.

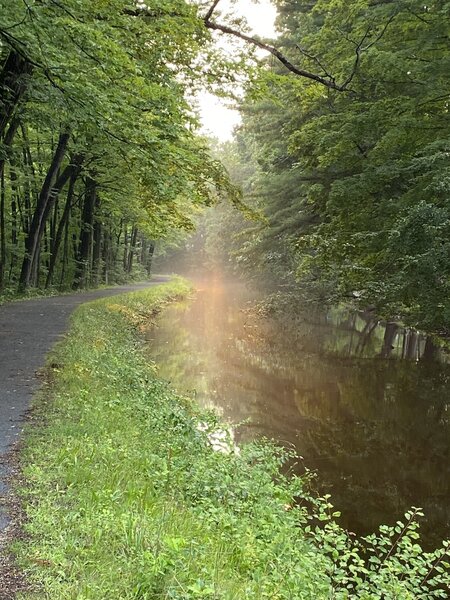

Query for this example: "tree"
[0,0,239,291]
[206,0,450,334]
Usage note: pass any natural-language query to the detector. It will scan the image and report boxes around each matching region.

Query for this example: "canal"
[146,279,450,548]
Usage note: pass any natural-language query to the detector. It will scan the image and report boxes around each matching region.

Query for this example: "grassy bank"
[14,280,448,599]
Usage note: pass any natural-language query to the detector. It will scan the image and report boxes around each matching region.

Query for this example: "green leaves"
[0,0,244,291]
[216,0,450,333]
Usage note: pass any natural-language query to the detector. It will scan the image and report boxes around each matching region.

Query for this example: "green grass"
[14,279,449,599]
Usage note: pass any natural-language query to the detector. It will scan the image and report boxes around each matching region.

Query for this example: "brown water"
[146,280,450,548]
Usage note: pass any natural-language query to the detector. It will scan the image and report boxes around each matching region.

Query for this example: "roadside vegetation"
[12,280,449,599]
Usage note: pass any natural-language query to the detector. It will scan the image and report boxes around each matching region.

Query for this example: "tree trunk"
[421,337,439,362]
[356,316,378,355]
[20,123,37,235]
[112,221,123,271]
[140,235,146,265]
[22,146,32,235]
[92,195,102,286]
[404,330,419,360]
[50,195,59,252]
[0,168,5,290]
[8,189,17,284]
[0,117,20,180]
[59,208,71,289]
[73,176,96,289]
[102,227,112,285]
[126,225,138,274]
[380,322,398,358]
[8,152,27,235]
[147,241,155,276]
[44,221,50,274]
[18,131,70,291]
[0,51,32,141]
[31,243,40,287]
[45,162,81,288]
[122,224,129,273]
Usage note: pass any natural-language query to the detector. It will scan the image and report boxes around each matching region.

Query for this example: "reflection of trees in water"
[147,287,450,548]
[284,306,444,363]
[235,328,450,548]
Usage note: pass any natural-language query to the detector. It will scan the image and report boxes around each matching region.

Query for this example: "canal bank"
[5,278,449,599]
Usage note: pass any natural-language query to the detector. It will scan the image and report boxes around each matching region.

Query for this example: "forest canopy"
[0,0,242,292]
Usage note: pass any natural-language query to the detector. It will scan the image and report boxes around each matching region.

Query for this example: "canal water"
[146,279,450,548]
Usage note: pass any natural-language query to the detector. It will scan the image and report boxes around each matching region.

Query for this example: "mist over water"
[146,276,450,549]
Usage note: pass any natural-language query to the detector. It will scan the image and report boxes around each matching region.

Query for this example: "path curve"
[0,278,168,529]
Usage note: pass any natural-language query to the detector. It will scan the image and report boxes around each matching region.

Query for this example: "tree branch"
[295,44,335,83]
[204,0,223,22]
[363,13,397,50]
[204,4,397,93]
[204,18,347,91]
[338,24,372,90]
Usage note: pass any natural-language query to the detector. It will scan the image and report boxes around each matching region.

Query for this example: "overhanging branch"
[203,1,397,92]
[204,0,223,22]
[204,18,346,91]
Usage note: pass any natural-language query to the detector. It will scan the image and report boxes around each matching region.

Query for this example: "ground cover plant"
[13,280,449,599]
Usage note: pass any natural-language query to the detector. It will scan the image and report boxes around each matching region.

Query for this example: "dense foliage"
[0,0,238,294]
[199,0,450,335]
[16,281,450,598]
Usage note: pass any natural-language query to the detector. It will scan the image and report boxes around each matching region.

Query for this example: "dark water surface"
[146,280,450,548]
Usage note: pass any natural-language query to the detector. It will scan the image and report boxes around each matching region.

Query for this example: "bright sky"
[197,0,277,141]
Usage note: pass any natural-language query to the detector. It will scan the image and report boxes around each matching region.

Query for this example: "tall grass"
[14,279,449,599]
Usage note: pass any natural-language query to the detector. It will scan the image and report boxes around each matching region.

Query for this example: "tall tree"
[0,0,241,292]
[209,0,450,334]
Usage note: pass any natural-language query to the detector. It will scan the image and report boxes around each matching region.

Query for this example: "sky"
[197,0,278,141]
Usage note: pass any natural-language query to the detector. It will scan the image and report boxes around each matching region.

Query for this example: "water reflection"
[146,280,450,548]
